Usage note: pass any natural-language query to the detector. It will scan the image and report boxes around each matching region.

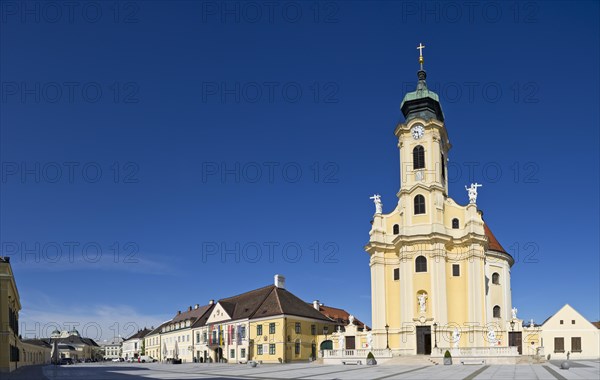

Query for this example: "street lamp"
[510,320,515,332]
[509,320,515,348]
[385,324,389,350]
[433,323,438,349]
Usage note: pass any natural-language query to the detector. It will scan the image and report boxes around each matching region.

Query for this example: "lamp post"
[509,320,515,348]
[385,324,389,350]
[433,323,438,349]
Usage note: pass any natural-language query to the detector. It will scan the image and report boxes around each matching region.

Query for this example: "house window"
[257,345,263,355]
[295,323,301,334]
[257,325,263,336]
[415,255,427,272]
[269,323,276,334]
[413,146,425,169]
[393,224,399,235]
[452,218,459,229]
[452,264,460,276]
[493,305,501,318]
[571,337,581,353]
[311,325,316,335]
[323,326,329,335]
[269,344,276,355]
[393,268,400,280]
[492,272,500,285]
[572,320,575,324]
[241,348,246,358]
[196,333,200,342]
[230,349,235,358]
[554,337,565,353]
[203,332,207,343]
[295,342,301,355]
[560,320,564,325]
[414,195,425,214]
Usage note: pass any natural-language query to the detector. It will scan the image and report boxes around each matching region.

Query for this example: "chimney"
[177,310,181,315]
[313,300,320,310]
[209,300,214,305]
[194,304,199,309]
[188,306,192,312]
[274,274,286,289]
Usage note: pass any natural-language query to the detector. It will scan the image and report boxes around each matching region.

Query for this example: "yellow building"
[193,275,336,364]
[365,49,517,357]
[1,257,51,372]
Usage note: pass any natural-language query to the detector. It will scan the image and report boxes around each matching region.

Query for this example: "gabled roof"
[172,304,213,323]
[123,328,152,341]
[22,339,52,348]
[592,322,600,329]
[208,285,331,323]
[191,304,216,329]
[541,304,598,329]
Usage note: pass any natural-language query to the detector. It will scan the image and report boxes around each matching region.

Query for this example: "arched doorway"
[214,347,223,362]
[320,340,333,350]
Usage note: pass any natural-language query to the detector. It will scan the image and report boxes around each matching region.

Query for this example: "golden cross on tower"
[417,43,425,70]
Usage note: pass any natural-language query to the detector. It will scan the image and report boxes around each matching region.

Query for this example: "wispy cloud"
[19,301,171,343]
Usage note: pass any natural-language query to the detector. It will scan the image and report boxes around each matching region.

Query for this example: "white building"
[122,328,151,360]
[540,304,600,360]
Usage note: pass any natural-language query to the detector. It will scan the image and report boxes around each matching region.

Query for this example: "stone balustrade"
[322,349,392,358]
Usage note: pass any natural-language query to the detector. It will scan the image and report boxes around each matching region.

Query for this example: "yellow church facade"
[366,50,516,356]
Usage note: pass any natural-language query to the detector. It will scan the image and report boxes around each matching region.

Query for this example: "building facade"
[122,328,151,360]
[365,51,516,356]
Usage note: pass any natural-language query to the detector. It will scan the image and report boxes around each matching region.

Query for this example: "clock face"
[411,125,425,140]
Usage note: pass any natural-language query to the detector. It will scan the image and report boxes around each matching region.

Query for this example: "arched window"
[452,218,459,229]
[393,224,399,235]
[492,272,500,285]
[415,255,427,272]
[493,305,501,318]
[413,146,425,169]
[414,195,426,214]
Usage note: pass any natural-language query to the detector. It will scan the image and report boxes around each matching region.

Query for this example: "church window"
[393,268,400,280]
[415,256,427,272]
[441,153,445,179]
[413,146,425,169]
[492,272,500,285]
[452,218,459,229]
[414,195,426,214]
[493,305,501,318]
[393,224,399,235]
[452,264,460,276]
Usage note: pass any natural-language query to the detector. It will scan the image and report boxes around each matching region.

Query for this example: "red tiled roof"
[172,304,213,323]
[315,304,369,330]
[592,321,600,329]
[484,223,507,254]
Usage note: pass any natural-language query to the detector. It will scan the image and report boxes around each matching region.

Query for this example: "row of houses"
[116,275,369,363]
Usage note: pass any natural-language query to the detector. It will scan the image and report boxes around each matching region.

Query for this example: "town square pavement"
[2,361,598,380]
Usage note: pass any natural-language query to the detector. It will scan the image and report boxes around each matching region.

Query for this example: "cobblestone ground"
[3,360,598,380]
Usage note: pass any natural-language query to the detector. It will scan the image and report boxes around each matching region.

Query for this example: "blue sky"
[1,1,598,341]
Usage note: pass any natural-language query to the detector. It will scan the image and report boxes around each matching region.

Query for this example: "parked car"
[139,356,156,363]
[126,357,136,362]
[111,358,122,362]
[59,358,74,365]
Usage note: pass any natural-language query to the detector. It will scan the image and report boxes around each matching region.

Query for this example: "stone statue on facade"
[338,334,345,350]
[417,293,427,313]
[487,327,497,346]
[530,319,535,328]
[512,307,518,319]
[465,183,482,204]
[452,328,461,348]
[348,315,355,325]
[370,194,382,214]
[367,331,373,348]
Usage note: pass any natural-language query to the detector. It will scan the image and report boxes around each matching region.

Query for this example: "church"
[365,45,516,356]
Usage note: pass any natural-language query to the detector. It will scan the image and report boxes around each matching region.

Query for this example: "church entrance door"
[509,332,522,354]
[416,326,432,355]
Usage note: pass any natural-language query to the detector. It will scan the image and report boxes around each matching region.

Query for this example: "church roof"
[484,223,507,254]
[400,70,445,122]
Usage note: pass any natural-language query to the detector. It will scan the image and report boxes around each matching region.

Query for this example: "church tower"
[365,45,516,356]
